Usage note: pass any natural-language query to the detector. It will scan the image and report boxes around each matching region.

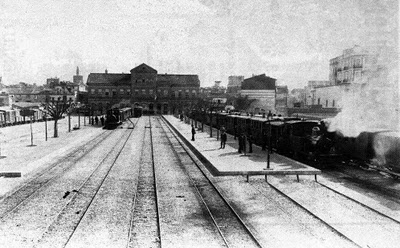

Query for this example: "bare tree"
[41,96,72,138]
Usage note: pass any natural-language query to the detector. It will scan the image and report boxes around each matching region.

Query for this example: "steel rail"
[159,116,263,248]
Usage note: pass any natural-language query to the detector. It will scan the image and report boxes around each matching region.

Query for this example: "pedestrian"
[95,116,99,125]
[242,133,247,155]
[91,117,94,125]
[191,125,196,141]
[248,133,253,153]
[267,110,273,119]
[220,128,227,149]
[100,116,105,126]
[238,133,243,153]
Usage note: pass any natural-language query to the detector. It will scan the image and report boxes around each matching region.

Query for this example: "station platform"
[163,115,321,181]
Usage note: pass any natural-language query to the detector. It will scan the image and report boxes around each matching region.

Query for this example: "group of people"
[90,116,105,126]
[238,132,253,155]
[190,124,253,154]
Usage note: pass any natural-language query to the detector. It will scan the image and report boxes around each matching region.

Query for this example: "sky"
[0,0,398,88]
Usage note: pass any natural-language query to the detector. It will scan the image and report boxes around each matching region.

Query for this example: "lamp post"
[264,115,273,172]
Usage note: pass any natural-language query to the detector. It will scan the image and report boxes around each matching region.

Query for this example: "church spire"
[76,66,80,76]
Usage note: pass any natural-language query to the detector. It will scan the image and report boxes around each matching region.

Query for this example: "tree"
[41,96,72,138]
[232,95,256,112]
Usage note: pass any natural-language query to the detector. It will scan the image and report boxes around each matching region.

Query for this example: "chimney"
[105,69,108,74]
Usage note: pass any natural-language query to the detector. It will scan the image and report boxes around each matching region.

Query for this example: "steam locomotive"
[104,107,133,129]
[191,111,400,174]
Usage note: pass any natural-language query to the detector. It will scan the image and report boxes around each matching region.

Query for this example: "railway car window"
[149,89,153,95]
[91,89,95,95]
[142,89,146,95]
[134,90,139,95]
[120,89,124,95]
[112,89,117,96]
[98,89,103,95]
[105,89,109,96]
[126,89,131,95]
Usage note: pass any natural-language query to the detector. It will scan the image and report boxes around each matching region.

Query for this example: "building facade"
[73,66,86,92]
[329,45,375,85]
[240,74,276,114]
[87,64,200,114]
[227,75,244,94]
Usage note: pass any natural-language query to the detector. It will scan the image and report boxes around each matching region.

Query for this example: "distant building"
[87,63,200,115]
[227,75,244,94]
[46,77,60,88]
[308,80,332,88]
[275,85,288,115]
[200,81,226,96]
[329,45,375,85]
[240,74,276,114]
[73,66,86,92]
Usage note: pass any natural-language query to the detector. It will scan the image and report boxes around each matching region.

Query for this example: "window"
[112,89,117,96]
[91,89,95,95]
[326,100,328,107]
[332,100,335,107]
[134,90,139,95]
[142,89,146,95]
[120,89,124,95]
[164,89,168,96]
[178,90,182,98]
[318,98,320,105]
[98,89,103,95]
[192,90,196,97]
[149,89,153,95]
[105,89,110,96]
[126,89,131,95]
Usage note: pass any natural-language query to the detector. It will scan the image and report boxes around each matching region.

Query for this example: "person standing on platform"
[95,116,99,125]
[100,116,105,126]
[242,133,247,155]
[191,125,196,141]
[220,128,227,149]
[238,133,243,153]
[248,133,253,153]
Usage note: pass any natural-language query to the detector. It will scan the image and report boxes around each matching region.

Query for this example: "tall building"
[329,45,375,85]
[73,66,86,92]
[227,75,244,94]
[240,74,276,114]
[87,63,200,115]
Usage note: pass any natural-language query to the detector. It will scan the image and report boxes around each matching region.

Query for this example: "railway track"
[158,116,263,248]
[0,119,140,247]
[263,176,400,248]
[0,130,114,217]
[127,116,161,248]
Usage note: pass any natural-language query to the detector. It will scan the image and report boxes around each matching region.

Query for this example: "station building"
[86,64,200,114]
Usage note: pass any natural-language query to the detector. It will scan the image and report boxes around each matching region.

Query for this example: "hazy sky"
[0,0,398,88]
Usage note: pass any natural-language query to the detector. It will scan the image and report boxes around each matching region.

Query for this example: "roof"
[242,74,276,90]
[130,63,158,74]
[87,73,131,86]
[12,102,41,109]
[157,74,200,87]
